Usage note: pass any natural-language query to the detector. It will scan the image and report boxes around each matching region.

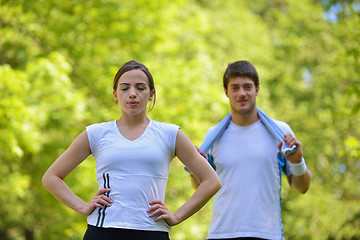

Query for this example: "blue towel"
[199,108,296,155]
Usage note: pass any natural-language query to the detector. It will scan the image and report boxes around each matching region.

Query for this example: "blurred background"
[1,0,359,239]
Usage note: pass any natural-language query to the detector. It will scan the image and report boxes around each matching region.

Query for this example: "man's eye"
[121,88,128,91]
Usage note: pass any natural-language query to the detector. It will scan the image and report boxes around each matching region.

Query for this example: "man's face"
[225,76,259,115]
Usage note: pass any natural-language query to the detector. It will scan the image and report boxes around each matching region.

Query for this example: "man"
[190,60,311,240]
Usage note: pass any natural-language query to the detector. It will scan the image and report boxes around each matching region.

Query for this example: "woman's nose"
[129,87,137,97]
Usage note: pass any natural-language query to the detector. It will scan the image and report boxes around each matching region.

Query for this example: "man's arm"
[286,169,312,194]
[279,133,312,194]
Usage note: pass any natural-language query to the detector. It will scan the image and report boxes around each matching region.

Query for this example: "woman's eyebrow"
[119,82,147,86]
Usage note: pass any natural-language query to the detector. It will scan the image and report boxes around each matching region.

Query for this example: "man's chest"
[212,127,279,170]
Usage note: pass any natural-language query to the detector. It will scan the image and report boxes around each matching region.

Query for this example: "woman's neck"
[117,112,150,128]
[116,113,151,141]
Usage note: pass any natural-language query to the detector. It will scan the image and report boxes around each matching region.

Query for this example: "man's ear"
[224,88,229,98]
[256,85,260,96]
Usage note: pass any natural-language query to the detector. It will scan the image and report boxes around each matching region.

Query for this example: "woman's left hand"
[147,199,180,226]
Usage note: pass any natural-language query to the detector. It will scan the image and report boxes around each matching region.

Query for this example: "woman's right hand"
[80,188,112,215]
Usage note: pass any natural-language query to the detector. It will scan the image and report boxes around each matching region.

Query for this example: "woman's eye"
[137,84,147,90]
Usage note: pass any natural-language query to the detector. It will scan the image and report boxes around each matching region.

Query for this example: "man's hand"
[278,133,303,164]
[195,146,207,159]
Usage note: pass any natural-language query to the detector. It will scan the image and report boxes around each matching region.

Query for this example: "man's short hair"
[223,60,259,89]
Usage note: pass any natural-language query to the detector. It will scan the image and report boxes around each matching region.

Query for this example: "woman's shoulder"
[150,120,180,133]
[87,120,114,128]
[86,120,115,135]
[150,120,179,152]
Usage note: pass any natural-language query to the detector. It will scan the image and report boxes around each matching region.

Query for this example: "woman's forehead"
[119,69,149,84]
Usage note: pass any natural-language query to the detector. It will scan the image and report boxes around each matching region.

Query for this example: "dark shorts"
[83,224,170,240]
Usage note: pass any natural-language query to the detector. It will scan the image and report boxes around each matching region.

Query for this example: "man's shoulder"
[272,119,293,134]
[205,125,217,137]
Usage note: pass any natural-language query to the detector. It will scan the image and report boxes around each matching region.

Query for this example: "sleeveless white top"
[86,120,179,232]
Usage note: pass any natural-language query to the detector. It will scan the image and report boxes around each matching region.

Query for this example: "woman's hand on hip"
[80,188,112,215]
[147,199,180,226]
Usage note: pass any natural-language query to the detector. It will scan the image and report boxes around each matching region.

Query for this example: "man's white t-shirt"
[86,120,179,232]
[207,120,294,240]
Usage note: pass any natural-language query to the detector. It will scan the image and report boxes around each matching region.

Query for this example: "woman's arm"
[189,147,207,189]
[42,130,112,215]
[148,129,221,225]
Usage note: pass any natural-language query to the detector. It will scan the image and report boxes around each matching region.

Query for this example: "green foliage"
[1,0,359,239]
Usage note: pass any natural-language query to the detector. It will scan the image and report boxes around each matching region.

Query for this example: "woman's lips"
[128,101,139,106]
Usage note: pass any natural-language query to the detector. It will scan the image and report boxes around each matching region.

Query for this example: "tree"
[1,0,359,239]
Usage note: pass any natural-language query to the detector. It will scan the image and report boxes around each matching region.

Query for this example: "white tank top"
[86,120,179,232]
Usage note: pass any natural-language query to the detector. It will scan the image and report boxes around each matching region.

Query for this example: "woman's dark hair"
[223,60,259,90]
[113,60,156,111]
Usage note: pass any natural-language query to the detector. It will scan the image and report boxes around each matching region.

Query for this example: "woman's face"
[113,69,154,116]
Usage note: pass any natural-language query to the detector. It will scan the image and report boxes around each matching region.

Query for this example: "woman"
[42,60,221,240]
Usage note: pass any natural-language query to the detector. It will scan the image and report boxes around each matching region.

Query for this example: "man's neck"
[230,108,259,127]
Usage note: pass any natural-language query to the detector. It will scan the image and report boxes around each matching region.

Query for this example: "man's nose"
[238,87,246,96]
